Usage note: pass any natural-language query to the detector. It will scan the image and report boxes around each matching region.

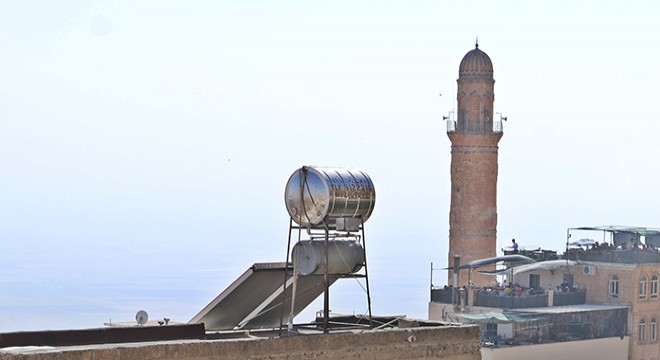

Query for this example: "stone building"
[567,226,660,360]
[447,43,503,286]
[430,225,660,360]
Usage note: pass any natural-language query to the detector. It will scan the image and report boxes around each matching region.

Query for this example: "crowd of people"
[569,240,659,252]
[477,282,545,298]
[476,278,580,298]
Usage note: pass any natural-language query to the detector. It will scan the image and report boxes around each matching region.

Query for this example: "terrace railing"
[431,288,587,309]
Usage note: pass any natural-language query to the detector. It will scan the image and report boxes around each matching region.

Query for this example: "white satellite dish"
[135,310,149,325]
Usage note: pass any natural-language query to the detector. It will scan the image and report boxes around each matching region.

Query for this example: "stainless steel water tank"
[292,240,365,276]
[284,166,376,228]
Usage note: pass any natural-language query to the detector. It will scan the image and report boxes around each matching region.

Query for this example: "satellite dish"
[135,310,149,325]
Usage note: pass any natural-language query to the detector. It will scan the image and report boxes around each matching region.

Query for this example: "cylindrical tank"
[292,240,364,276]
[284,166,376,228]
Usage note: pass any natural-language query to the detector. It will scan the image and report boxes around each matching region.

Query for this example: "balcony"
[475,292,547,308]
[431,287,586,309]
[446,119,503,134]
[553,291,587,306]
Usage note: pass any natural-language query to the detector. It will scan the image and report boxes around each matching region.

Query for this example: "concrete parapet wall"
[0,325,481,360]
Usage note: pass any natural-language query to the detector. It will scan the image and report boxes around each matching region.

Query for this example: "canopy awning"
[571,225,660,237]
[481,260,578,276]
[570,225,660,247]
[459,255,535,269]
[455,311,546,324]
[455,312,511,324]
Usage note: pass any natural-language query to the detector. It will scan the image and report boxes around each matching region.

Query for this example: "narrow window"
[640,275,649,299]
[652,318,657,341]
[609,275,619,298]
[652,275,659,298]
[640,319,647,342]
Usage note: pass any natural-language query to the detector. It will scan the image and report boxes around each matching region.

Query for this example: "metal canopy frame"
[570,225,660,237]
[567,225,660,250]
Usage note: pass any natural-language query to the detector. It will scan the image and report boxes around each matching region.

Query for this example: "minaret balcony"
[446,119,504,134]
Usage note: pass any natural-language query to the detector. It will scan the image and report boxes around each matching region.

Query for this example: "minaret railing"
[446,120,503,134]
[493,119,503,133]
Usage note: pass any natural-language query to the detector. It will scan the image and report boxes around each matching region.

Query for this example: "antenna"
[135,310,149,326]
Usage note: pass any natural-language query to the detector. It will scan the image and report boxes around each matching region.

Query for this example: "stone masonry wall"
[0,325,481,360]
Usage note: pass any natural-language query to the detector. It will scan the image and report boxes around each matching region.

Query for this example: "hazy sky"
[2,1,660,331]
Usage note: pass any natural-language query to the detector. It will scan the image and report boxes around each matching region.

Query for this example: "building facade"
[430,226,660,360]
[572,261,660,360]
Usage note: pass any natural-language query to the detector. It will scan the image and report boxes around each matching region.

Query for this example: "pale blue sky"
[2,1,660,331]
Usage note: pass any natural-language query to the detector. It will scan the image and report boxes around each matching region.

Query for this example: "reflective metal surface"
[292,240,364,276]
[189,262,337,330]
[284,166,376,227]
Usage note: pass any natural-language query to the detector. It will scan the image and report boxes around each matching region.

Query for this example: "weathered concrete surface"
[0,325,481,360]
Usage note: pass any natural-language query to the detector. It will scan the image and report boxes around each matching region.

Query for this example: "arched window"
[609,275,619,298]
[468,94,481,132]
[652,318,657,341]
[640,275,649,299]
[652,275,659,298]
[640,319,647,342]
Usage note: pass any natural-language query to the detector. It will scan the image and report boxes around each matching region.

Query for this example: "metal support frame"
[279,166,373,334]
[280,219,373,334]
[323,226,330,333]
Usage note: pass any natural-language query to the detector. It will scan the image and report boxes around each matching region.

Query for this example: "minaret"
[447,43,502,286]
